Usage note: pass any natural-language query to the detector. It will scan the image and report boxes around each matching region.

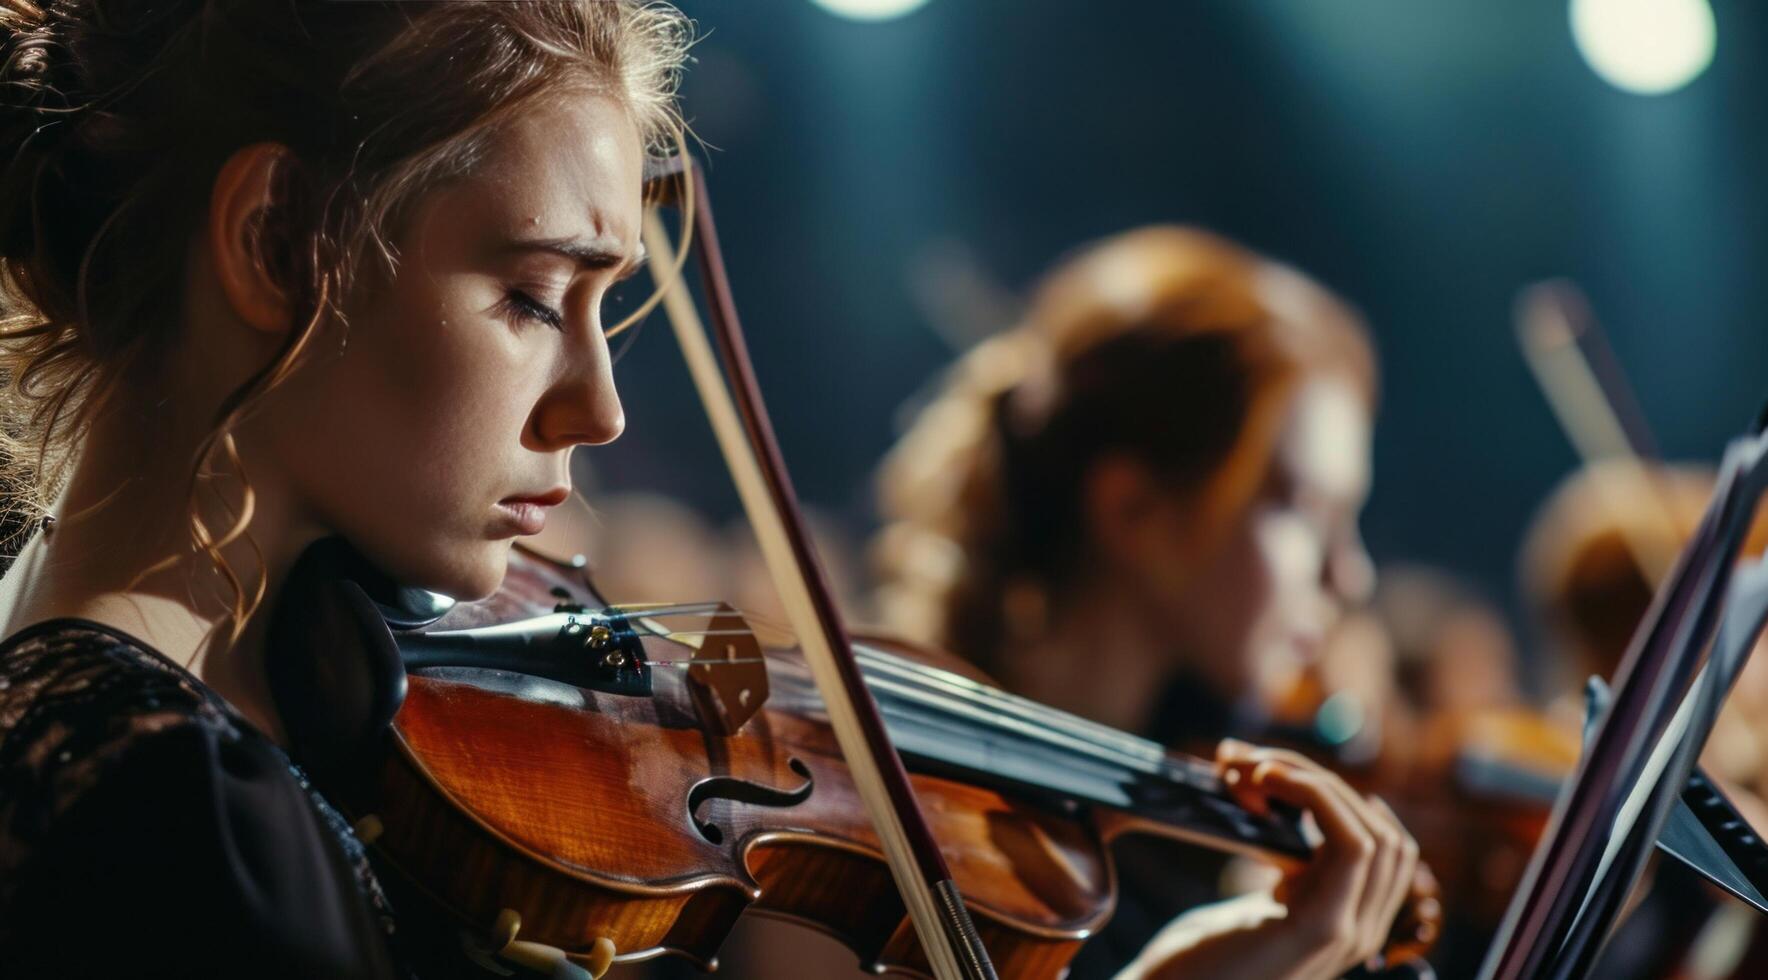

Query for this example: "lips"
[495,486,570,536]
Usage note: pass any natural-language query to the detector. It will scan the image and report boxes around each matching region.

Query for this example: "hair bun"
[1,2,66,105]
[0,1,81,264]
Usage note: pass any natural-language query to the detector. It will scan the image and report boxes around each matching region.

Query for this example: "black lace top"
[0,619,407,979]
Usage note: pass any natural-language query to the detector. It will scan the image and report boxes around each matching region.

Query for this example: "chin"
[407,540,513,602]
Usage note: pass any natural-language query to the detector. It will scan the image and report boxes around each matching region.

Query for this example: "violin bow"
[636,155,999,980]
[1483,285,1768,978]
[1516,280,1683,582]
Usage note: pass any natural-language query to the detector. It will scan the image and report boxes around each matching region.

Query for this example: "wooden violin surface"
[326,545,1435,978]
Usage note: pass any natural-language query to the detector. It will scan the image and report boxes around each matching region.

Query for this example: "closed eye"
[496,288,565,332]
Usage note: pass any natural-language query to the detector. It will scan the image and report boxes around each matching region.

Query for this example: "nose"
[528,321,626,451]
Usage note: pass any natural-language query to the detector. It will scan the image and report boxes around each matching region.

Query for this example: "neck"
[0,389,318,742]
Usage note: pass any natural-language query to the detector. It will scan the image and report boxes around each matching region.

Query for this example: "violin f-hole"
[688,757,815,844]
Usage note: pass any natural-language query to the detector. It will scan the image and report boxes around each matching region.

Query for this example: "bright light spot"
[808,0,933,23]
[1570,0,1717,95]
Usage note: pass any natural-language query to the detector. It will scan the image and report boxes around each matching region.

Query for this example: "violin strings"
[660,633,1213,789]
[854,652,1208,783]
[637,629,758,638]
[645,657,771,667]
[616,599,796,634]
[610,605,1220,791]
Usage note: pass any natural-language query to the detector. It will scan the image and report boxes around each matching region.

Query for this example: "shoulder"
[0,617,229,717]
[0,619,243,870]
[0,621,404,978]
[0,618,240,819]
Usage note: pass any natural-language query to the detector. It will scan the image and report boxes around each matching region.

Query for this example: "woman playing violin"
[875,227,1378,746]
[0,3,1416,978]
[875,226,1418,977]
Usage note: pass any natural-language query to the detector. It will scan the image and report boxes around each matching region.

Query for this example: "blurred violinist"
[1520,459,1768,791]
[874,225,1376,747]
[872,226,1413,977]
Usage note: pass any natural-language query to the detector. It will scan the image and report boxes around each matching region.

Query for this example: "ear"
[1082,455,1186,572]
[207,142,298,334]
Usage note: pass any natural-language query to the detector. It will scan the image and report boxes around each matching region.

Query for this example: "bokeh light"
[807,0,933,23]
[1570,0,1716,95]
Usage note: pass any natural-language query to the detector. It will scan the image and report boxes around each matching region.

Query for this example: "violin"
[266,536,1442,979]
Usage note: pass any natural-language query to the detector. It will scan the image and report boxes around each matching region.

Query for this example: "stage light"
[807,0,933,23]
[1570,0,1716,95]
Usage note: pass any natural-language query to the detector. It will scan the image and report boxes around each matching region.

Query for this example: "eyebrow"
[500,235,648,280]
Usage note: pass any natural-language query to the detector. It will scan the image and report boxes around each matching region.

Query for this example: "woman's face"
[1132,376,1375,696]
[251,93,644,599]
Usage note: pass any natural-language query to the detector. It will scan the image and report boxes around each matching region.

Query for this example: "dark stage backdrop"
[580,0,1768,676]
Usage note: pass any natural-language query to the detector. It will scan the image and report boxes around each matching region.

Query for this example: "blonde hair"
[873,226,1375,674]
[0,0,694,633]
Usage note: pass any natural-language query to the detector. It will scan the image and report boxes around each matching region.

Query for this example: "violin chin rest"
[267,537,410,789]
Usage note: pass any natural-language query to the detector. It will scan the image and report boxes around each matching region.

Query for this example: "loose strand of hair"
[607,124,694,339]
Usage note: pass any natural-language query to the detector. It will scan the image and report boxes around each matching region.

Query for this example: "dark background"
[584,0,1768,671]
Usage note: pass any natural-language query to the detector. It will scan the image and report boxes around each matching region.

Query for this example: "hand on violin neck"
[1121,738,1430,979]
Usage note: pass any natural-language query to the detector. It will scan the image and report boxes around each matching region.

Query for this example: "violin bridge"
[685,602,769,735]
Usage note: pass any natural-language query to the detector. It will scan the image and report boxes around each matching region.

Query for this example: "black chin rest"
[265,537,452,788]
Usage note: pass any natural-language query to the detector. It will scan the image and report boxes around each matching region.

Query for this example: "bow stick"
[638,156,998,980]
[1516,280,1683,582]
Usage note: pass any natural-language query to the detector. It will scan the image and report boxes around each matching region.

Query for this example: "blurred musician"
[1519,460,1768,791]
[874,225,1376,747]
[871,225,1392,977]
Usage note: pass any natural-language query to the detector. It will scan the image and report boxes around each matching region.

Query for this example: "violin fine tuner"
[399,611,654,698]
[396,599,770,735]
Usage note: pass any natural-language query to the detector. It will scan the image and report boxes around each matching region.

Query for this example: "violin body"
[378,641,1109,977]
[351,547,1167,976]
[376,552,1104,976]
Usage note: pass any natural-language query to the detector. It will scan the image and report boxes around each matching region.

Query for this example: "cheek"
[259,283,547,591]
[1249,510,1328,635]
[1207,518,1279,651]
[372,296,538,461]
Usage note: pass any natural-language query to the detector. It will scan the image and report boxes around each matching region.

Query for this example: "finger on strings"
[1217,741,1355,821]
[1216,739,1272,816]
[1352,799,1403,959]
[1243,760,1376,872]
[1243,761,1375,933]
